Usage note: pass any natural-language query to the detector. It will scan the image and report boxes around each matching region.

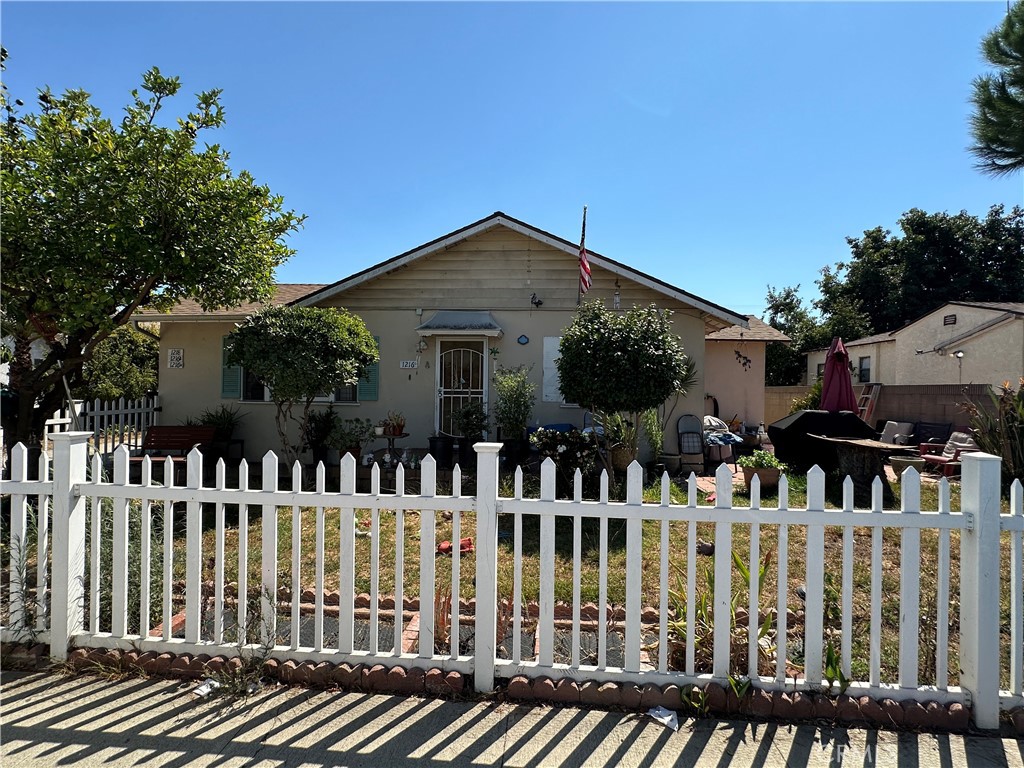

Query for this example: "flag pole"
[577,205,587,306]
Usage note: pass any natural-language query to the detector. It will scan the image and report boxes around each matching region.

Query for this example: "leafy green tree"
[820,205,1024,334]
[78,326,159,402]
[557,302,696,465]
[763,285,869,386]
[970,1,1024,176]
[0,59,304,449]
[226,306,379,466]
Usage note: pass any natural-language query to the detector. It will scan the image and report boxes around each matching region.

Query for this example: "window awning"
[415,310,503,338]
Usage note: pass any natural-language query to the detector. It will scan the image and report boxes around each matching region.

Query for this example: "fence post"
[959,451,1002,729]
[50,432,92,660]
[474,442,503,693]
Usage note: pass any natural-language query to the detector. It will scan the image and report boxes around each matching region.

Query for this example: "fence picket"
[261,452,279,648]
[841,476,854,679]
[869,477,883,688]
[513,467,523,665]
[712,463,733,679]
[8,445,28,632]
[238,459,249,645]
[599,476,609,670]
[314,463,325,653]
[394,504,405,654]
[184,448,203,644]
[290,497,302,652]
[1010,480,1023,696]
[803,466,826,686]
[139,457,153,640]
[89,453,102,634]
[572,468,582,669]
[686,517,696,677]
[748,520,760,680]
[625,462,643,671]
[936,478,951,689]
[539,458,556,668]
[339,454,356,655]
[35,451,50,632]
[111,446,130,638]
[899,468,922,688]
[776,474,789,683]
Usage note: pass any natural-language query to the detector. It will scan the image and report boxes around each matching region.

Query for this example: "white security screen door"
[437,339,486,436]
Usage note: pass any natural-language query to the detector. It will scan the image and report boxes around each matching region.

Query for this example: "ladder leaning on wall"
[858,383,882,424]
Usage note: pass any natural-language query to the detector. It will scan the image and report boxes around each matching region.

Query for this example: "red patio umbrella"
[819,337,859,413]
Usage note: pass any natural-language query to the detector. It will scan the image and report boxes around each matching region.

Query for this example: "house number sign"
[399,360,418,369]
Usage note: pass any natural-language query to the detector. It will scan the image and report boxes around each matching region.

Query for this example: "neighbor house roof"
[945,300,1024,316]
[293,211,749,332]
[136,284,326,322]
[705,315,790,343]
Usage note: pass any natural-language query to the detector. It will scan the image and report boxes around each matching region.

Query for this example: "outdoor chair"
[912,421,953,446]
[919,431,979,477]
[878,420,914,445]
[677,414,706,475]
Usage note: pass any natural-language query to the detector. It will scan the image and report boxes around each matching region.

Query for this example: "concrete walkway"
[3,671,1023,768]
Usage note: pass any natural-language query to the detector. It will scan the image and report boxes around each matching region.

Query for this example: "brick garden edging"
[4,642,1021,736]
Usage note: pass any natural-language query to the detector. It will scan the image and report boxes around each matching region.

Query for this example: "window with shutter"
[356,335,380,401]
[221,337,241,398]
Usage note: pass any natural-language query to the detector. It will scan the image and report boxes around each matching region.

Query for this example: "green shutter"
[221,336,241,398]
[357,336,380,401]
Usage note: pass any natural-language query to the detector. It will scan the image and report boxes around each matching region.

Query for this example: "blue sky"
[3,1,1021,318]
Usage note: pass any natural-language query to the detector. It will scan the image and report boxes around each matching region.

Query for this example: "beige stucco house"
[142,212,751,459]
[805,332,896,386]
[704,316,789,427]
[805,301,1024,388]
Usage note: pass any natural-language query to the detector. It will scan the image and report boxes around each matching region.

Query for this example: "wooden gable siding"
[317,226,703,320]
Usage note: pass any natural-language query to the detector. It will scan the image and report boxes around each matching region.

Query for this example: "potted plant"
[736,450,786,490]
[374,420,385,437]
[384,410,406,436]
[329,417,375,460]
[302,407,340,465]
[492,365,536,467]
[597,411,637,472]
[200,404,245,458]
[454,401,489,468]
[427,430,454,470]
[640,408,666,477]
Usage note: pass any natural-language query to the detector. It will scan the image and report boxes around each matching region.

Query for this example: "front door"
[437,339,486,436]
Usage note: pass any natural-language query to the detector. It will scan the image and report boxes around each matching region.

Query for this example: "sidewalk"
[3,671,1022,768]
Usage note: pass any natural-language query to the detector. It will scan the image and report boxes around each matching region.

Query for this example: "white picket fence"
[79,395,160,453]
[1,433,1021,730]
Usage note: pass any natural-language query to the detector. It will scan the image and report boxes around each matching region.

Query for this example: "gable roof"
[706,315,790,343]
[947,301,1024,315]
[137,284,327,321]
[293,211,748,331]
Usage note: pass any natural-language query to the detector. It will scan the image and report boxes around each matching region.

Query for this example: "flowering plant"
[530,427,600,481]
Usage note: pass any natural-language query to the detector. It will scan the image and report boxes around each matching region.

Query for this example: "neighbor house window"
[221,335,380,403]
[816,363,825,380]
[334,384,358,403]
[858,356,871,383]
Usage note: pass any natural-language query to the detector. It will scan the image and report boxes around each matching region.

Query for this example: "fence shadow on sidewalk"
[3,672,1023,768]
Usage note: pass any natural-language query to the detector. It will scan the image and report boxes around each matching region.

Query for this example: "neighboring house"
[704,316,789,427]
[139,212,749,459]
[805,332,895,386]
[805,301,1024,388]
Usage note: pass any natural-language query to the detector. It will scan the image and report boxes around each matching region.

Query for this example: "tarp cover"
[767,410,876,472]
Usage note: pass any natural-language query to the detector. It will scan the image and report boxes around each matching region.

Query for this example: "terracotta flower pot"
[742,466,781,489]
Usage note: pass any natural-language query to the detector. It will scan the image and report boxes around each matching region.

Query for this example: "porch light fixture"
[416,339,428,354]
[949,350,964,385]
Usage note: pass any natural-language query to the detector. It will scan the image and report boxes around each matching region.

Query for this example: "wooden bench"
[138,426,217,458]
[128,426,217,482]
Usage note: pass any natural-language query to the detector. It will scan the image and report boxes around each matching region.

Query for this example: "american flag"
[578,206,592,298]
